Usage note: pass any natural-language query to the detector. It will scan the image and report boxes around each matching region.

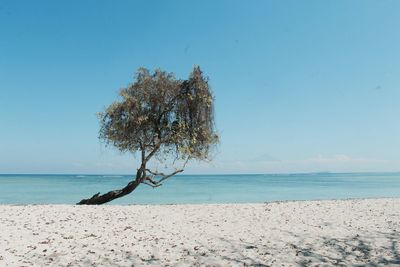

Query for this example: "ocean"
[0,173,400,205]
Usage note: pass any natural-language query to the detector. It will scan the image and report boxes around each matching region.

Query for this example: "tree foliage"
[78,66,218,204]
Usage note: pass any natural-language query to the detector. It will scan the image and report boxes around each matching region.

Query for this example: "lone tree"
[78,66,218,204]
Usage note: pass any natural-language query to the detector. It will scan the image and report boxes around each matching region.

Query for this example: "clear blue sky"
[1,0,400,174]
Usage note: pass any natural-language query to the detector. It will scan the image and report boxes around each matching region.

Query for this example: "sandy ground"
[0,198,399,266]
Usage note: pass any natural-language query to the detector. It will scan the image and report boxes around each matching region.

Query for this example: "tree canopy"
[78,66,218,204]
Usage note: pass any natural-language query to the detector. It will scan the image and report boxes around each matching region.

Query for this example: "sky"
[1,0,400,174]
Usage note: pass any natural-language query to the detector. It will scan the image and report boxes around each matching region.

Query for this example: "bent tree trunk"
[77,168,145,205]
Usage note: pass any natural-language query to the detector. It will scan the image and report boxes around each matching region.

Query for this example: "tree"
[77,66,218,205]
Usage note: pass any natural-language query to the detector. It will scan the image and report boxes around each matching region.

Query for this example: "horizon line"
[1,171,400,176]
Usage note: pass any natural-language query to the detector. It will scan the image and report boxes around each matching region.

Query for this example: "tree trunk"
[77,168,144,205]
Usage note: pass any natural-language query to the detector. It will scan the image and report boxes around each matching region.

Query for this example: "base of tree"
[77,179,141,205]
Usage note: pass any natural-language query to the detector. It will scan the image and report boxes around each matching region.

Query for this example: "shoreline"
[1,198,399,266]
[1,196,400,206]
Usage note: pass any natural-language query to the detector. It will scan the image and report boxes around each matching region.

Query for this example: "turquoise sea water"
[0,173,400,205]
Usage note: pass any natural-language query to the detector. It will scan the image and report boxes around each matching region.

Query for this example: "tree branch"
[141,146,145,163]
[142,181,161,188]
[141,175,163,188]
[157,169,184,183]
[145,169,165,176]
[145,143,161,162]
[145,168,184,185]
[144,175,159,185]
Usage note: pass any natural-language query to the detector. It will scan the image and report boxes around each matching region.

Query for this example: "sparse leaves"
[99,66,218,161]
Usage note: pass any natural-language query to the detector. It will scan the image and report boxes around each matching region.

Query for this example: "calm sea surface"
[0,173,400,205]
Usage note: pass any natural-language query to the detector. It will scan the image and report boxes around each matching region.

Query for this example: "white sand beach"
[0,198,399,266]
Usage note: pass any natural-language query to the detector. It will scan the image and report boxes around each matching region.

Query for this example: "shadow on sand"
[291,231,400,266]
[199,230,400,266]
